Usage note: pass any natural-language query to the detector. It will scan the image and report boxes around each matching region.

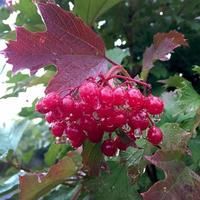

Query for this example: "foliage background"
[0,0,200,199]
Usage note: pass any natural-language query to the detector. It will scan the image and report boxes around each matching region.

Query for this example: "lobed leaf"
[85,161,141,200]
[2,3,107,97]
[19,156,76,200]
[142,30,188,69]
[142,151,200,200]
[160,123,191,154]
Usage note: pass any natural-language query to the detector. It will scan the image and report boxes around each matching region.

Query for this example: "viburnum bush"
[1,1,200,200]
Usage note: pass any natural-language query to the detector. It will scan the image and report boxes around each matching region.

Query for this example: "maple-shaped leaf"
[142,151,200,200]
[160,123,191,154]
[19,156,76,200]
[2,3,107,96]
[142,30,188,69]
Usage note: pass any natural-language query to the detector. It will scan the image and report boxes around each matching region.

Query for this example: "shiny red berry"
[100,86,113,105]
[129,110,149,130]
[35,100,49,114]
[127,88,144,110]
[62,95,74,115]
[51,121,66,137]
[101,139,117,156]
[147,126,163,145]
[146,95,164,115]
[79,82,99,105]
[42,92,61,111]
[113,87,127,105]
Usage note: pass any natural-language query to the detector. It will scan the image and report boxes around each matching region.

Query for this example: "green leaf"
[14,0,42,26]
[19,156,76,200]
[82,141,104,176]
[0,120,29,158]
[85,162,141,200]
[142,151,200,200]
[106,48,129,65]
[74,0,121,25]
[0,173,20,194]
[192,65,200,75]
[44,142,64,166]
[0,7,11,38]
[162,76,200,122]
[43,185,82,200]
[160,123,191,153]
[189,133,200,167]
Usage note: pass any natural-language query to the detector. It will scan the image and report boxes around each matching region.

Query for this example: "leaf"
[82,140,104,176]
[0,120,29,158]
[14,0,43,26]
[74,0,121,26]
[192,65,200,75]
[3,3,107,97]
[42,185,82,200]
[160,123,191,153]
[19,156,76,200]
[161,76,200,122]
[44,142,64,166]
[0,173,20,194]
[106,47,129,65]
[142,30,188,69]
[142,151,200,200]
[85,161,141,200]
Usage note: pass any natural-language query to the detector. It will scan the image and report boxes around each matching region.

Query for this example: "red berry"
[35,100,49,114]
[42,92,61,111]
[69,101,82,121]
[129,110,149,130]
[101,139,117,156]
[114,136,128,151]
[147,126,163,145]
[100,86,113,105]
[66,125,86,148]
[112,109,127,128]
[62,95,74,116]
[51,121,66,137]
[87,128,104,143]
[45,111,57,123]
[146,95,164,115]
[96,105,113,118]
[113,87,127,105]
[127,88,144,110]
[101,117,116,132]
[79,82,99,105]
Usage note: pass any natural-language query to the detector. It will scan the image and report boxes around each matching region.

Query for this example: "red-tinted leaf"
[19,156,76,200]
[2,3,107,96]
[143,30,188,69]
[160,123,191,154]
[142,151,200,200]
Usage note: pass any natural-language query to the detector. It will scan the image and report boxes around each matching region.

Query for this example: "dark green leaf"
[74,0,121,25]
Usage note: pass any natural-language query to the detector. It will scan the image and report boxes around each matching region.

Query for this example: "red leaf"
[143,30,188,69]
[142,151,200,200]
[19,156,76,200]
[2,3,107,96]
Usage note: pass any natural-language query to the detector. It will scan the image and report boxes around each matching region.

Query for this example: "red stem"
[104,75,151,90]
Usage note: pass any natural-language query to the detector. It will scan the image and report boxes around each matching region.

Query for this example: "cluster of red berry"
[36,77,164,156]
